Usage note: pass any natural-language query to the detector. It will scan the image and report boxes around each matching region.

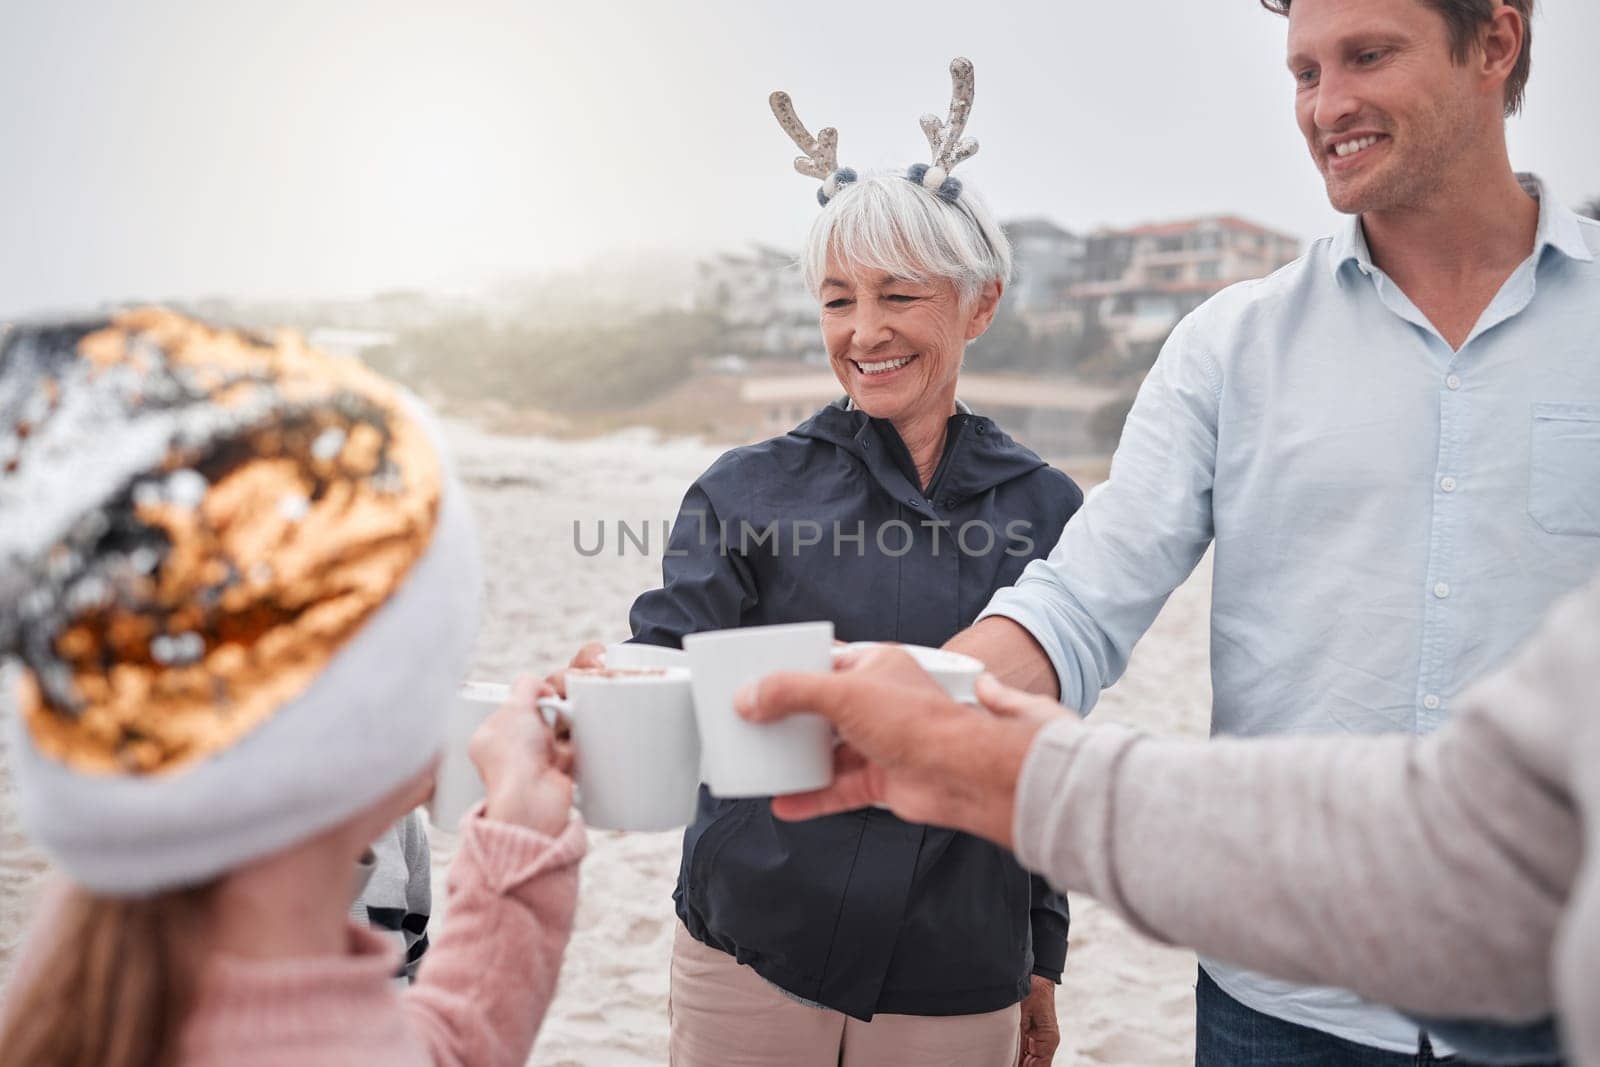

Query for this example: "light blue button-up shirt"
[983,175,1600,1052]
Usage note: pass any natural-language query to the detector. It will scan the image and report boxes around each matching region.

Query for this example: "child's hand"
[470,675,575,836]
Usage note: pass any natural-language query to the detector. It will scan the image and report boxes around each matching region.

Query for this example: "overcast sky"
[3,0,1597,318]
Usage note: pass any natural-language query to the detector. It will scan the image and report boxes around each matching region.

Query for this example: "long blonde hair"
[0,884,214,1067]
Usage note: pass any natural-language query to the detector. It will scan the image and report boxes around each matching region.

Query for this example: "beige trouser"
[669,922,1022,1067]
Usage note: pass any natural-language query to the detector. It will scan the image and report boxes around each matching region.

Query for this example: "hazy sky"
[3,0,1597,318]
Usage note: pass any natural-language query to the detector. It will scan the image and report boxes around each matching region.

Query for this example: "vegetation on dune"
[364,309,721,413]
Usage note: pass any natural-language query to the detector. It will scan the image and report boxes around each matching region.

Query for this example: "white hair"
[801,171,1014,307]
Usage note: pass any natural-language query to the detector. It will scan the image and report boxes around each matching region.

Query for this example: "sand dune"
[1,419,1212,1065]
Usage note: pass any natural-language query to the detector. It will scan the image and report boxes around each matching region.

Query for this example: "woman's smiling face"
[818,250,1000,425]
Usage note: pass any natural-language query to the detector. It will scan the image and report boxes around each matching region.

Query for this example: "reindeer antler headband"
[768,90,854,207]
[770,57,981,207]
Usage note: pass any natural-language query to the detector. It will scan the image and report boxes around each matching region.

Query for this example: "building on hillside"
[1005,218,1086,316]
[696,244,819,362]
[697,214,1298,374]
[1063,215,1300,356]
[1117,215,1301,289]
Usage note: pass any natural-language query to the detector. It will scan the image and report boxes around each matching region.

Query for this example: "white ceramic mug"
[835,642,985,703]
[537,666,700,832]
[682,621,835,798]
[428,681,508,830]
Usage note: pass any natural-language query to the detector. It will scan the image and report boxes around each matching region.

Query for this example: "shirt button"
[1433,582,1451,599]
[1423,694,1441,710]
[1446,375,1462,390]
[942,498,955,509]
[907,498,920,507]
[1440,476,1457,492]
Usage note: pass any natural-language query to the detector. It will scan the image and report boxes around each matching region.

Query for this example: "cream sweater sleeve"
[1013,578,1598,1029]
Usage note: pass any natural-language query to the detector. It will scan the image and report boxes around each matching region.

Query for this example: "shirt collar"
[1329,172,1595,281]
[1522,173,1597,264]
[1328,212,1375,280]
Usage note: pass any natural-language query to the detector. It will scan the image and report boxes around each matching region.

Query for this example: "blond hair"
[0,884,214,1067]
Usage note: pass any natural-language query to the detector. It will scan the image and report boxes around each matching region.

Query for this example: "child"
[351,810,434,984]
[0,309,583,1067]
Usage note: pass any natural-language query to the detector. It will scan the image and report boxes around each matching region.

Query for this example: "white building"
[1005,218,1087,316]
[696,244,819,361]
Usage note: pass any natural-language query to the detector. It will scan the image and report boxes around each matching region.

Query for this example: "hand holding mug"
[735,646,1068,848]
[471,675,575,837]
[534,666,700,832]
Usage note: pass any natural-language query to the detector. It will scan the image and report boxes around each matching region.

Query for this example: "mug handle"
[535,695,571,733]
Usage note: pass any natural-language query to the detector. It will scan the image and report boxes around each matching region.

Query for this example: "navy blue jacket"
[628,400,1084,1021]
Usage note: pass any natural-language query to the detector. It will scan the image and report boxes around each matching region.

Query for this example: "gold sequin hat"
[0,308,482,894]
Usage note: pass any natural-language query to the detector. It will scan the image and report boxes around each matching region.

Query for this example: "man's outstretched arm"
[953,314,1222,714]
[945,616,1060,699]
[740,593,1586,1027]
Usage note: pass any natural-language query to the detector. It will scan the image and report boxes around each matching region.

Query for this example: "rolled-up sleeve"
[979,317,1221,713]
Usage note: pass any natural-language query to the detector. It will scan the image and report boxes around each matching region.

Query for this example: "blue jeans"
[1195,968,1560,1066]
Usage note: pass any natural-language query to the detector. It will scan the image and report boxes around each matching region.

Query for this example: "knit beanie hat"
[0,308,482,894]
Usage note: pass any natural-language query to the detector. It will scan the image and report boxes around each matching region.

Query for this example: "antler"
[770,91,839,180]
[919,57,979,171]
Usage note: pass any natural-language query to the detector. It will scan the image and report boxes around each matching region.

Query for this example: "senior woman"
[564,62,1083,1067]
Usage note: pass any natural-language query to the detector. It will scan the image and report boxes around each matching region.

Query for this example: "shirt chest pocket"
[1530,402,1600,536]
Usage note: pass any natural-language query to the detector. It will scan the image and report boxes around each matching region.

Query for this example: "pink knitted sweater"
[181,813,586,1066]
[8,811,586,1067]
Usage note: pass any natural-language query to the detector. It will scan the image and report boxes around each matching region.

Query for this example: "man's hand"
[1018,975,1061,1066]
[733,646,1065,847]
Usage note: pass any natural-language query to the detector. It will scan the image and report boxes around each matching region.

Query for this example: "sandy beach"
[0,418,1211,1066]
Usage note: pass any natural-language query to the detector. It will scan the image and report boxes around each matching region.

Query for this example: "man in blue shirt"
[949,0,1599,1062]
